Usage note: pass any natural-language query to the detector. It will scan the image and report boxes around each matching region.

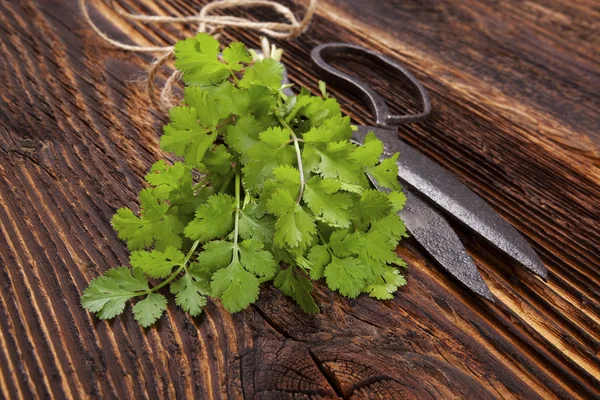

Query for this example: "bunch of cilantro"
[81,34,409,327]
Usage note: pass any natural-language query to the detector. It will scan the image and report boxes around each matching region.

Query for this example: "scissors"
[306,43,547,300]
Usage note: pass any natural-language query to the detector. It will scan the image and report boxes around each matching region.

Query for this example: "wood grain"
[0,0,598,398]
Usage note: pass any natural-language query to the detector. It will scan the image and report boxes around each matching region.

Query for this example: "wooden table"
[0,0,598,398]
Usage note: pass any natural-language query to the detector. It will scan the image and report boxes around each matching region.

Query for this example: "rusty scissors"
[306,43,547,300]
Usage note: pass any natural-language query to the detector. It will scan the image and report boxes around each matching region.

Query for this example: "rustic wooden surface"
[0,0,599,398]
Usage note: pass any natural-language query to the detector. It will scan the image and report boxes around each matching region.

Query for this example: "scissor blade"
[389,185,493,299]
[356,126,547,279]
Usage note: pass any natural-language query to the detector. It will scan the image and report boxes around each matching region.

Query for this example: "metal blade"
[356,126,547,279]
[372,176,494,300]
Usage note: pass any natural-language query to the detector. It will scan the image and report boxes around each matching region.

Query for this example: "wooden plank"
[0,0,598,398]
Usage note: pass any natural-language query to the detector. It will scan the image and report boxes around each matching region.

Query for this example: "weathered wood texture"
[0,0,599,398]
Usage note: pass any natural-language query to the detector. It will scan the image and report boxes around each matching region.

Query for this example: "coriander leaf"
[185,194,236,242]
[239,239,277,278]
[351,131,384,167]
[239,203,276,245]
[242,143,295,190]
[259,126,290,147]
[132,293,168,327]
[174,33,229,85]
[222,41,251,71]
[197,240,234,272]
[211,259,260,312]
[226,115,264,156]
[307,245,330,280]
[387,191,407,211]
[239,58,284,91]
[370,214,409,246]
[303,115,352,143]
[145,161,188,198]
[104,267,149,292]
[303,176,352,228]
[112,189,184,251]
[367,153,402,191]
[267,190,315,249]
[81,273,140,319]
[274,267,319,313]
[314,141,364,184]
[328,230,364,258]
[286,95,341,127]
[145,160,200,216]
[318,80,327,97]
[183,87,222,127]
[161,106,216,166]
[130,246,185,279]
[339,182,364,194]
[263,165,300,200]
[364,265,406,300]
[235,86,276,117]
[324,256,368,298]
[354,189,393,223]
[201,145,232,175]
[170,263,210,316]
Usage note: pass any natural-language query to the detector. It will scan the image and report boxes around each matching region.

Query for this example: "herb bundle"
[81,34,408,327]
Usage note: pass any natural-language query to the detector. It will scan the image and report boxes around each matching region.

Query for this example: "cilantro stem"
[233,168,241,247]
[276,114,305,203]
[141,239,201,295]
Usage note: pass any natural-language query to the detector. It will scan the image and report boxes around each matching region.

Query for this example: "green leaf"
[226,115,264,156]
[197,240,235,272]
[185,194,236,242]
[238,240,277,278]
[242,143,295,190]
[274,267,319,313]
[351,131,383,167]
[286,95,341,127]
[259,126,290,147]
[111,189,184,251]
[132,293,168,327]
[81,271,145,320]
[211,259,260,312]
[307,245,330,280]
[239,58,284,91]
[267,190,315,249]
[318,80,327,98]
[263,165,300,200]
[130,246,185,279]
[239,203,276,245]
[201,145,232,176]
[183,87,222,127]
[104,267,149,292]
[387,191,407,212]
[354,189,393,223]
[364,265,406,300]
[328,230,364,258]
[303,115,352,143]
[174,33,230,85]
[303,176,352,228]
[160,106,217,166]
[324,256,368,298]
[367,153,402,191]
[314,141,364,184]
[222,42,251,71]
[145,161,187,197]
[170,263,210,316]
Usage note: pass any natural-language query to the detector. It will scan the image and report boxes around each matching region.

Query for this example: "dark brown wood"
[0,0,598,398]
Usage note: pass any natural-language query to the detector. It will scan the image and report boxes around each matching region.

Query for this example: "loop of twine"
[80,0,318,111]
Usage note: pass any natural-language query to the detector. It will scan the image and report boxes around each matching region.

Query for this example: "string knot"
[81,0,318,111]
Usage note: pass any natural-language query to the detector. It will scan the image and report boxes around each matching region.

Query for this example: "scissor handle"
[311,43,431,127]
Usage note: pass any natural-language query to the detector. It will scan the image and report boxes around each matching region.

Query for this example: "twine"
[80,0,317,111]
